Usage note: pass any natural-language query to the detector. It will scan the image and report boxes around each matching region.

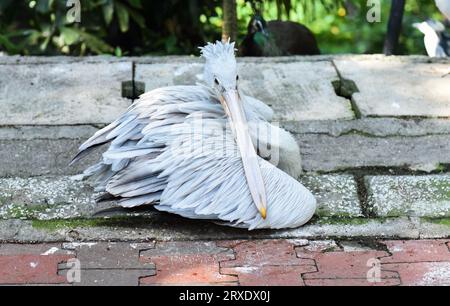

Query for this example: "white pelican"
[435,0,450,20]
[72,41,316,230]
[413,20,449,57]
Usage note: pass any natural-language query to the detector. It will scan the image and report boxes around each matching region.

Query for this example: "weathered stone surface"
[297,133,450,172]
[0,55,128,65]
[416,218,450,238]
[0,174,361,220]
[300,174,362,217]
[0,62,132,125]
[0,138,101,176]
[0,176,95,220]
[0,125,100,141]
[2,123,449,176]
[366,175,450,217]
[283,118,450,137]
[0,216,421,243]
[334,58,450,118]
[135,61,354,121]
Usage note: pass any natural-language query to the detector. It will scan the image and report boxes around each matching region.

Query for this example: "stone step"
[0,60,132,125]
[334,58,450,118]
[1,118,449,176]
[0,55,449,175]
[2,174,445,221]
[0,174,361,221]
[367,175,450,218]
[0,174,448,241]
[0,217,423,242]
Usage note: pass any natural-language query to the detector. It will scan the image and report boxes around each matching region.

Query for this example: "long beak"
[220,89,267,219]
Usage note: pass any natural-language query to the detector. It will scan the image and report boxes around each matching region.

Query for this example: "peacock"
[239,14,320,57]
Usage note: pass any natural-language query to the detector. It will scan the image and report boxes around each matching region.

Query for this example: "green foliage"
[0,0,147,55]
[0,0,446,56]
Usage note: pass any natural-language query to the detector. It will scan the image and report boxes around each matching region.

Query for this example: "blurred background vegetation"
[0,0,445,56]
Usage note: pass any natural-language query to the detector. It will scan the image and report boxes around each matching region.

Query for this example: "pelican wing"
[73,85,315,229]
[153,119,315,229]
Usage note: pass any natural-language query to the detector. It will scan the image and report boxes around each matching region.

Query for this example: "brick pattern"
[0,243,75,285]
[0,240,449,286]
[219,240,316,286]
[140,241,237,285]
[380,240,450,286]
[59,242,156,286]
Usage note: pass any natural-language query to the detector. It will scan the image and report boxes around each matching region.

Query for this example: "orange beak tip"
[260,207,267,219]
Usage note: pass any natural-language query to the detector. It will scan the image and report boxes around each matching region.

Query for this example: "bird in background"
[72,40,316,230]
[239,13,320,57]
[413,20,449,57]
[435,0,450,21]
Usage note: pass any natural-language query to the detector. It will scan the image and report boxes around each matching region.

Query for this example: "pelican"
[435,0,450,20]
[72,40,316,230]
[413,20,449,57]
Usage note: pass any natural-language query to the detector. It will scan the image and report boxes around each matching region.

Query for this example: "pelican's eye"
[214,78,220,85]
[236,75,239,81]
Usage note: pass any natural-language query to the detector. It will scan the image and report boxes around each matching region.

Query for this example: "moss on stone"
[2,204,49,219]
[31,216,152,231]
[312,216,373,226]
[423,217,450,227]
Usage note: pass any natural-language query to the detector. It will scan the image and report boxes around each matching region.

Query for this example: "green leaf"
[35,0,51,14]
[128,7,146,28]
[70,28,114,54]
[102,0,114,25]
[114,46,122,57]
[0,0,14,13]
[127,0,142,9]
[0,34,19,54]
[60,27,79,45]
[115,2,129,32]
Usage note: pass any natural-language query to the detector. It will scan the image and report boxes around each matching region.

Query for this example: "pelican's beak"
[220,89,267,219]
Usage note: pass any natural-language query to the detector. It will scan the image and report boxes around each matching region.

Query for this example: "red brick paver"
[219,240,316,286]
[139,241,237,285]
[382,262,450,286]
[0,239,449,286]
[381,240,450,263]
[0,243,75,285]
[379,240,450,286]
[298,251,401,286]
[0,254,73,285]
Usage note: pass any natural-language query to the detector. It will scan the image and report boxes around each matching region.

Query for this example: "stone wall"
[0,55,449,241]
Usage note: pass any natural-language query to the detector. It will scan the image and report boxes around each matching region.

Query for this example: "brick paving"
[0,239,448,286]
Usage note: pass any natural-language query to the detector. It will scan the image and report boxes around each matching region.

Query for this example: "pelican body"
[435,0,450,20]
[414,20,449,57]
[73,41,316,230]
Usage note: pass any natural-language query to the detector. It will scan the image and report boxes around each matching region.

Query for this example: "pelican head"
[200,40,267,219]
[413,20,445,35]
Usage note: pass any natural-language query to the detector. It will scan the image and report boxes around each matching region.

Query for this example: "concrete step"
[0,174,361,220]
[0,56,449,175]
[1,118,449,176]
[0,55,449,241]
[0,174,448,241]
